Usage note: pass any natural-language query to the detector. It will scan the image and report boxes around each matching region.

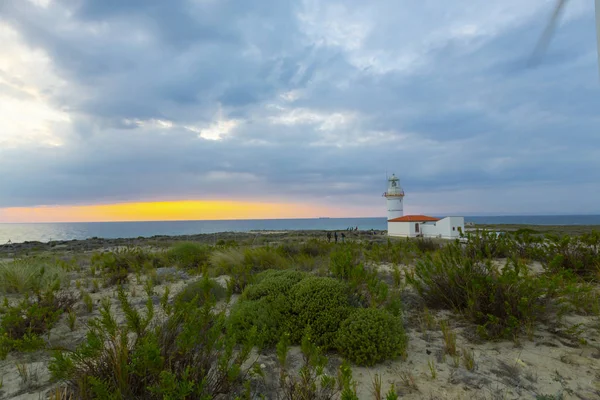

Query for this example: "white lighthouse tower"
[383,173,404,220]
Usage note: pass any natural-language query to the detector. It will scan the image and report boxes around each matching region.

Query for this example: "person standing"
[334,232,338,243]
[327,232,331,242]
[341,232,345,243]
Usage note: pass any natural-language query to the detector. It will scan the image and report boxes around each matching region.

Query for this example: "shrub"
[175,276,226,307]
[288,277,352,348]
[167,242,212,270]
[0,259,65,294]
[329,245,361,280]
[541,233,600,279]
[92,247,167,287]
[50,289,256,399]
[407,244,555,338]
[462,230,511,259]
[336,308,407,366]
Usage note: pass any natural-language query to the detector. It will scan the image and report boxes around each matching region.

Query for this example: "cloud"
[0,0,599,217]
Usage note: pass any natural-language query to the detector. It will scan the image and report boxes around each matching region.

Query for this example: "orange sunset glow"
[0,200,367,223]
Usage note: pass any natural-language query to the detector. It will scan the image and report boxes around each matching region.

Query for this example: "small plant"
[385,383,398,400]
[462,348,475,371]
[397,369,418,392]
[391,266,402,288]
[16,362,29,384]
[276,331,338,399]
[440,320,457,356]
[370,373,382,400]
[428,359,437,379]
[160,286,171,314]
[92,279,100,293]
[82,293,93,313]
[336,308,407,366]
[338,361,359,400]
[67,310,77,331]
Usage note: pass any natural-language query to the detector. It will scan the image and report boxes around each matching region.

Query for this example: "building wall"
[435,217,464,238]
[387,221,411,237]
[388,217,465,239]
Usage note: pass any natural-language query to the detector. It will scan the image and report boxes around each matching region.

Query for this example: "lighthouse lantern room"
[383,174,404,220]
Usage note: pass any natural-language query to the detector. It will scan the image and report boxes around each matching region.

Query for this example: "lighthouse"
[383,173,404,220]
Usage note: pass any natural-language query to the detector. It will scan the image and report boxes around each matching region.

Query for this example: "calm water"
[1,215,599,244]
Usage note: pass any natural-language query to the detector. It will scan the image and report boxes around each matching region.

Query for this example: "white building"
[384,174,464,239]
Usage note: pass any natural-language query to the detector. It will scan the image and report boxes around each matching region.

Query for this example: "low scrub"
[0,258,65,294]
[336,308,407,366]
[407,244,556,338]
[167,242,212,270]
[50,287,256,399]
[0,289,77,359]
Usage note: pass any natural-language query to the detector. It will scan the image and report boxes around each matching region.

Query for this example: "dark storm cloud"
[0,0,599,214]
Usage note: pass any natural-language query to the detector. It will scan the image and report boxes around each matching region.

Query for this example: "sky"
[0,0,599,223]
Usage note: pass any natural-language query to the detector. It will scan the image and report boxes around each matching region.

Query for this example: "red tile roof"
[388,215,440,222]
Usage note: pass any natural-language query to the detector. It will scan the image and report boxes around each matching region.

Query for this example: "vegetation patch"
[336,308,407,366]
[50,287,255,399]
[0,289,76,359]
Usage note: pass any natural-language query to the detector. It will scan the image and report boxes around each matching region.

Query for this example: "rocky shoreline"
[0,229,388,255]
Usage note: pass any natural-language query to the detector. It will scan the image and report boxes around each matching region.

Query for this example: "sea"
[0,215,599,244]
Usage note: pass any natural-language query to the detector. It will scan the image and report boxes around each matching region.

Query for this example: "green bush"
[288,277,351,348]
[242,270,307,301]
[229,270,307,348]
[228,296,290,348]
[0,259,65,294]
[336,308,407,366]
[408,244,555,338]
[167,242,212,270]
[174,277,226,307]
